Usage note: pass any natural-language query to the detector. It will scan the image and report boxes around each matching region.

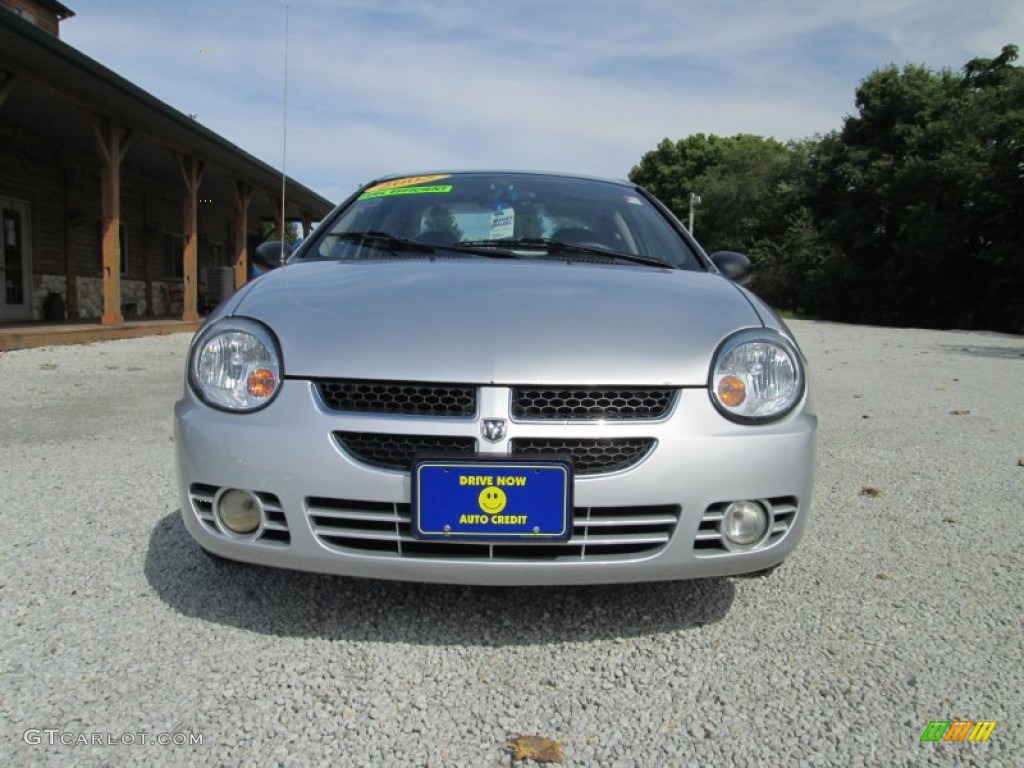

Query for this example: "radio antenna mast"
[279,4,290,263]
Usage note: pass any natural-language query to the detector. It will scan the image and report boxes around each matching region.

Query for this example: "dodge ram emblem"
[481,418,507,443]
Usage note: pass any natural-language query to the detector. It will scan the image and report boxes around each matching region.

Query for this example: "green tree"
[260,219,301,244]
[630,133,832,314]
[629,135,724,216]
[809,44,1023,330]
[630,46,1023,332]
[629,133,808,253]
[957,45,1024,329]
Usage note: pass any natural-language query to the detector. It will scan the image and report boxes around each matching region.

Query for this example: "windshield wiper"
[327,231,436,254]
[327,232,518,259]
[459,238,672,268]
[459,238,550,249]
[547,242,672,268]
[327,233,668,266]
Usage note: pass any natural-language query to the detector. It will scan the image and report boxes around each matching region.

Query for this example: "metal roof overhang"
[0,10,333,219]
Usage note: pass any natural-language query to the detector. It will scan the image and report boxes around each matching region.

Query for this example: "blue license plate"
[412,459,572,541]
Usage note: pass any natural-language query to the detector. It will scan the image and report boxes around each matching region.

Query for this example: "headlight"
[189,317,282,411]
[710,329,804,423]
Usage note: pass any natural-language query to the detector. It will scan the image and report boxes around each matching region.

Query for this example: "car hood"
[233,259,762,385]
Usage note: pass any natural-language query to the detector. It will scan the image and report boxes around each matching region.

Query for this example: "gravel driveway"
[1,320,1021,766]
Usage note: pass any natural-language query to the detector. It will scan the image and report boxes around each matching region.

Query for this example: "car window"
[303,173,701,269]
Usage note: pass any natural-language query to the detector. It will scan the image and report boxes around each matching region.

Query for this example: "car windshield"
[298,172,701,270]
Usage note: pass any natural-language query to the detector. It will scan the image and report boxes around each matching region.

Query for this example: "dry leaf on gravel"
[1017,457,1024,467]
[942,516,961,524]
[860,485,882,497]
[950,409,971,416]
[875,572,893,580]
[504,735,565,764]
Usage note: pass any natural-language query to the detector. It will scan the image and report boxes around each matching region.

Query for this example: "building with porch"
[0,0,333,324]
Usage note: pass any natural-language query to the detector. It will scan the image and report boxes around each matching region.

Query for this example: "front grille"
[334,432,477,470]
[512,388,676,420]
[306,497,680,560]
[694,497,798,554]
[316,380,476,417]
[510,438,656,475]
[188,483,290,545]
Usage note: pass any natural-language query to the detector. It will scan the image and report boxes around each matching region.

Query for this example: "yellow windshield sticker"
[359,185,453,200]
[363,174,451,194]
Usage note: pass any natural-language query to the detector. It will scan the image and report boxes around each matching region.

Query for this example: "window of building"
[163,233,184,278]
[200,240,225,272]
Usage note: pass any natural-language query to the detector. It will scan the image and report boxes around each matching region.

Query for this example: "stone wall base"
[31,275,178,320]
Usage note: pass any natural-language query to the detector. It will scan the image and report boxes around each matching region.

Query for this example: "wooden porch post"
[301,211,313,238]
[233,181,252,289]
[176,154,205,322]
[91,117,133,326]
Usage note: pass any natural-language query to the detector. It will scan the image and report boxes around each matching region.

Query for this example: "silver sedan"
[174,171,816,585]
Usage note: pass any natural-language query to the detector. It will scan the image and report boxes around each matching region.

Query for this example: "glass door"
[1,198,32,321]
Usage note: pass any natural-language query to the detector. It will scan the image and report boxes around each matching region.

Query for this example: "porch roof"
[0,9,334,221]
[28,0,76,20]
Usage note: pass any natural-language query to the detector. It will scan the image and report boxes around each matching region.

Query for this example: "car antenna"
[279,3,290,265]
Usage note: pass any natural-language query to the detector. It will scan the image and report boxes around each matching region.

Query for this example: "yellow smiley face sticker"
[478,487,507,515]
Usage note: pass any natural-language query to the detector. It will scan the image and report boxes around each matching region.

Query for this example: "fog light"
[217,489,263,535]
[722,500,768,547]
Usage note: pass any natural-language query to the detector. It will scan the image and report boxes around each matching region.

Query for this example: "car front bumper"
[174,380,816,585]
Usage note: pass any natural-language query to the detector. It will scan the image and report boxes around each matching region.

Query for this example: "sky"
[61,0,1023,205]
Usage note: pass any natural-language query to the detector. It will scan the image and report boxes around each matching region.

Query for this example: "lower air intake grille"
[510,438,656,475]
[334,432,477,470]
[306,497,680,560]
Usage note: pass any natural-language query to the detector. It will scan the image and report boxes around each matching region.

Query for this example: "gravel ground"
[1,319,1022,767]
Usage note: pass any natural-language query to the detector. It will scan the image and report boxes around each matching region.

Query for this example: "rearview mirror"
[252,240,294,271]
[710,251,751,283]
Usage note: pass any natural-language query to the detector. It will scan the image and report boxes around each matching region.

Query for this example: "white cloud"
[62,0,1023,204]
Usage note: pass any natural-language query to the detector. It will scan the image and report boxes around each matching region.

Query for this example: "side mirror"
[252,240,294,271]
[710,251,751,283]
